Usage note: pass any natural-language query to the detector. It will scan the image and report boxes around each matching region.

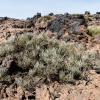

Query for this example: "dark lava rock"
[33,13,41,19]
[49,13,54,16]
[47,14,85,35]
[94,14,100,20]
[96,12,100,14]
[0,55,23,75]
[85,11,90,15]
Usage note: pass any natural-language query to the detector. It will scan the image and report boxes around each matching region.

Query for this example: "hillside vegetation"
[0,33,99,90]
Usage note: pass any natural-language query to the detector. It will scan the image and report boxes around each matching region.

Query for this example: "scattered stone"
[89,70,96,75]
[36,85,50,100]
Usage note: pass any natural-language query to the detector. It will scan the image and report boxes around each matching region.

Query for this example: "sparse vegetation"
[38,15,52,21]
[0,33,99,90]
[88,25,100,36]
[0,67,7,79]
[84,15,94,22]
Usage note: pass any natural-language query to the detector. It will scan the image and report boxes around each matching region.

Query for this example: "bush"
[0,67,7,79]
[88,25,100,36]
[38,15,52,21]
[0,33,99,88]
[84,15,94,22]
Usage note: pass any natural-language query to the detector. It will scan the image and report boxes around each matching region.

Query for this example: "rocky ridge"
[0,13,99,49]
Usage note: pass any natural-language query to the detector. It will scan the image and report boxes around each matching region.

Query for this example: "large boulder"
[47,14,85,33]
[47,14,88,41]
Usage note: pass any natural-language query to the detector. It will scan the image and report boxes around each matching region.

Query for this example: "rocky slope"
[0,13,100,50]
[0,70,100,100]
[0,12,100,100]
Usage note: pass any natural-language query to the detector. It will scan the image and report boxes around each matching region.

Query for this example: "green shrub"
[0,33,99,88]
[38,15,52,21]
[15,76,40,91]
[84,15,94,22]
[73,13,79,16]
[0,67,7,79]
[88,25,100,36]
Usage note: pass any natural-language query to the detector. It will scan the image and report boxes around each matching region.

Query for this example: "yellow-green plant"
[88,25,100,36]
